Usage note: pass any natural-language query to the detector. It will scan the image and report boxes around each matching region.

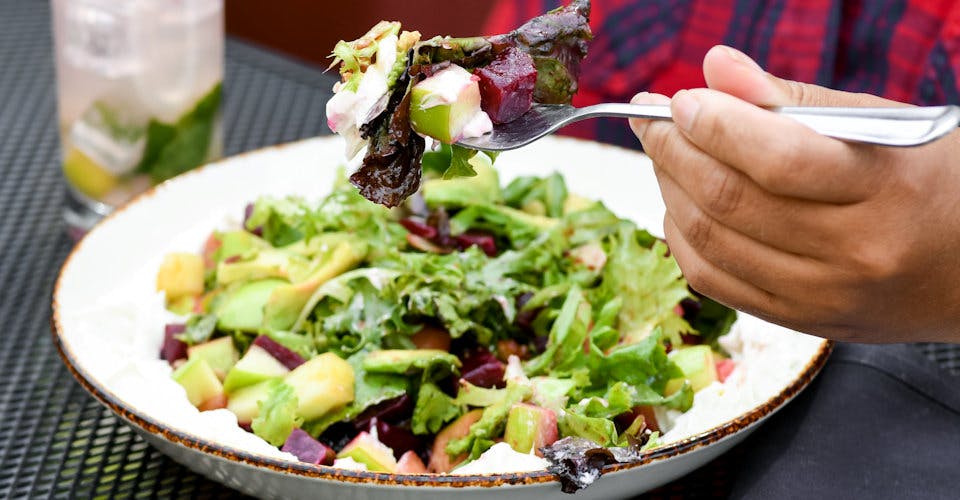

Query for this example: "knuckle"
[682,207,715,250]
[847,240,908,283]
[700,168,744,216]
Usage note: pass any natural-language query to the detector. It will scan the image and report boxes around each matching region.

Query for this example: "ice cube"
[69,101,146,176]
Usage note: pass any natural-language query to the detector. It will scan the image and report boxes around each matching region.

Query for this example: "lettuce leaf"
[446,381,532,460]
[251,381,302,446]
[599,224,693,346]
[411,382,463,435]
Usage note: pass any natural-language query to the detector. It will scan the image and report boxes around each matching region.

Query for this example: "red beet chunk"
[399,217,438,239]
[161,324,188,365]
[460,349,506,388]
[474,47,537,124]
[282,428,336,465]
[371,419,421,459]
[252,335,306,370]
[455,232,497,256]
[353,395,414,431]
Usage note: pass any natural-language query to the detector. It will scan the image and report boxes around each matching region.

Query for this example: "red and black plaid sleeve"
[483,0,960,148]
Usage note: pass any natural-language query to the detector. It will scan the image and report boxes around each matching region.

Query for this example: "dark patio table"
[1,1,958,498]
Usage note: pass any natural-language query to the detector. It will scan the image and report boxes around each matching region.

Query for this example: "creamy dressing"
[450,442,549,475]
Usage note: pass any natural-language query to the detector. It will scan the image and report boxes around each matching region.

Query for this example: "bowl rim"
[50,136,833,489]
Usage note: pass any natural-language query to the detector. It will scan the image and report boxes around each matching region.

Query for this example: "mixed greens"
[325,0,592,207]
[157,151,736,492]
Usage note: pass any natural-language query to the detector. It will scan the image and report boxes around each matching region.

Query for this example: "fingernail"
[629,92,669,138]
[721,45,763,72]
[672,90,700,132]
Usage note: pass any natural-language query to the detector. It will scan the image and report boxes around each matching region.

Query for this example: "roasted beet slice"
[161,324,188,365]
[474,47,537,124]
[399,217,438,240]
[353,395,414,431]
[371,419,421,459]
[460,348,506,388]
[252,335,306,370]
[454,232,497,256]
[282,428,336,465]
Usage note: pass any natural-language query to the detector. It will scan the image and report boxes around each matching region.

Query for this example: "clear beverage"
[52,0,224,236]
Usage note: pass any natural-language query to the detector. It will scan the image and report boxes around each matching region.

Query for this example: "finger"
[658,169,834,295]
[670,88,886,203]
[702,45,904,108]
[629,92,672,144]
[645,124,841,258]
[663,214,790,322]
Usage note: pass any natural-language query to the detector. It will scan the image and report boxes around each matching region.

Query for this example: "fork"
[455,103,960,151]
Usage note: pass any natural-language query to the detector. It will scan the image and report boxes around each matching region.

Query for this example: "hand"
[630,45,960,342]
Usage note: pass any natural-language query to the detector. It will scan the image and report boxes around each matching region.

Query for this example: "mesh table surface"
[1,1,959,499]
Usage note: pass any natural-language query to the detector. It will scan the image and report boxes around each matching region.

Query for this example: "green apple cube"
[172,358,224,407]
[409,65,487,144]
[225,379,275,424]
[187,337,239,380]
[665,345,718,395]
[504,403,558,454]
[284,352,355,421]
[222,344,290,394]
[336,431,398,473]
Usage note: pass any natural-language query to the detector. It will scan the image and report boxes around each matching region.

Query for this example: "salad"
[325,0,592,207]
[156,153,736,492]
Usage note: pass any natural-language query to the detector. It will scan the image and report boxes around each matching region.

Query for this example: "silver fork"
[456,103,960,151]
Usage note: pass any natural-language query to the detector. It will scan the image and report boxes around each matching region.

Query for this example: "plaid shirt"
[484,0,960,148]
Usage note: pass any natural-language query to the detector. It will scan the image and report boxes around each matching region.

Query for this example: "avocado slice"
[422,152,502,208]
[261,240,368,331]
[285,352,355,420]
[222,344,291,394]
[216,250,310,286]
[664,345,718,395]
[215,278,287,332]
[362,349,461,378]
[187,337,239,380]
[171,358,224,407]
[336,431,398,473]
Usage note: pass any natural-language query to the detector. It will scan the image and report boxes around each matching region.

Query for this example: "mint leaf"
[138,83,222,182]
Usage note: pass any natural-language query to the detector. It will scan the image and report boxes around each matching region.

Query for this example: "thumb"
[702,45,902,107]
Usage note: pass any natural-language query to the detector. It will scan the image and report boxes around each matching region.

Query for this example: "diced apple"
[285,353,355,421]
[222,344,290,394]
[282,428,335,465]
[664,345,718,395]
[504,403,558,455]
[716,358,736,383]
[187,337,240,380]
[171,358,224,407]
[336,431,398,473]
[156,253,205,300]
[198,393,228,412]
[396,450,428,474]
[409,65,491,143]
[428,409,483,473]
[225,379,275,424]
[201,233,222,269]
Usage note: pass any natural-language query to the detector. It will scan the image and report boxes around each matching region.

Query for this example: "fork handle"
[582,102,960,147]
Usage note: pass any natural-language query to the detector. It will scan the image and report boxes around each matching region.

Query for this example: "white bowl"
[52,136,830,499]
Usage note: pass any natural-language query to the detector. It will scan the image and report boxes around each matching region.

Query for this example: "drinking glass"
[52,0,224,237]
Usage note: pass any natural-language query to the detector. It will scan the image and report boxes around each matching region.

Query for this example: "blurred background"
[226,1,494,68]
